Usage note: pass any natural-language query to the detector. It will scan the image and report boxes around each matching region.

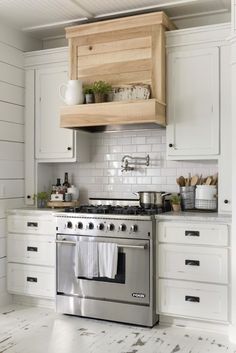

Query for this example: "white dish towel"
[98,243,118,279]
[74,241,99,279]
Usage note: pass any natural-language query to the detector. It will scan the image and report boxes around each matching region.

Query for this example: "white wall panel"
[0,161,24,179]
[0,122,24,142]
[0,219,6,237]
[0,41,23,68]
[0,22,40,307]
[0,101,24,124]
[0,141,24,161]
[0,180,24,199]
[0,62,24,87]
[0,258,6,279]
[0,238,6,259]
[0,82,24,106]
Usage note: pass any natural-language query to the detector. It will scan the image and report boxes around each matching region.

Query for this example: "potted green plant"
[34,191,49,208]
[170,194,181,212]
[91,80,112,103]
[83,85,94,104]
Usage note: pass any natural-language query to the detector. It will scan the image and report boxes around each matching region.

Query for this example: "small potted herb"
[34,192,49,208]
[83,85,94,104]
[91,81,112,103]
[170,194,181,212]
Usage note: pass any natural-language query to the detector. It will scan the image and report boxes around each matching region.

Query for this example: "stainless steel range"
[55,199,162,327]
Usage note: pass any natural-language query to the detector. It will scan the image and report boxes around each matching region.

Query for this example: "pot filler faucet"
[121,154,150,172]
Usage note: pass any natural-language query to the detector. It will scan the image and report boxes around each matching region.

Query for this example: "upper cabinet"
[167,47,219,158]
[60,12,176,130]
[35,66,75,160]
[25,48,90,163]
[166,24,230,160]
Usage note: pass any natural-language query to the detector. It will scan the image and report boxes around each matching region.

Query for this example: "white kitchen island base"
[0,304,235,353]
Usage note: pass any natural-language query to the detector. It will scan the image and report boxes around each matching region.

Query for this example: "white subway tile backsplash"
[53,129,218,201]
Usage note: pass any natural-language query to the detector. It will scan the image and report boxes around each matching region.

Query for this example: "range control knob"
[67,221,73,229]
[97,223,104,231]
[107,223,115,231]
[119,224,126,232]
[130,224,138,233]
[88,222,94,230]
[77,222,83,229]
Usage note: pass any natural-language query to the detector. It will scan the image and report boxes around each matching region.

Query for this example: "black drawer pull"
[27,277,37,283]
[27,222,38,228]
[185,295,200,303]
[27,246,38,252]
[185,260,200,266]
[185,230,200,237]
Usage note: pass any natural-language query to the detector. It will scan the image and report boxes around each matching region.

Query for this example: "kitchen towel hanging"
[98,243,118,279]
[74,241,99,278]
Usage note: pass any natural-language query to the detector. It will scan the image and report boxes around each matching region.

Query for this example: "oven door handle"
[55,240,147,250]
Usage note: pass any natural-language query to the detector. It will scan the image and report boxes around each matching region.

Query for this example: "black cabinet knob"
[169,143,173,148]
[224,199,229,204]
[67,147,72,151]
[27,195,31,199]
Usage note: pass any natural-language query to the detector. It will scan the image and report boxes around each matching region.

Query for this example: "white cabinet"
[7,210,56,299]
[35,66,76,160]
[218,45,232,213]
[166,24,230,160]
[157,220,230,322]
[24,48,90,204]
[167,47,219,158]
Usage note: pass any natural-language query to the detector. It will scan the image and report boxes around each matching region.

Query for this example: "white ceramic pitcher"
[59,80,84,105]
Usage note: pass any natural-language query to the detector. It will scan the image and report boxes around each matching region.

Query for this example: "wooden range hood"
[60,12,176,132]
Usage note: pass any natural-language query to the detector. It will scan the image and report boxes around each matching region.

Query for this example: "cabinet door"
[35,67,75,160]
[218,45,232,213]
[167,47,219,157]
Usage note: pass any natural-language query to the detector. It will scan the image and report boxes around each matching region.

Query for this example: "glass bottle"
[63,172,71,193]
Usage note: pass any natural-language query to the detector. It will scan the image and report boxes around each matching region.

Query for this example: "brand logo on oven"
[132,293,145,298]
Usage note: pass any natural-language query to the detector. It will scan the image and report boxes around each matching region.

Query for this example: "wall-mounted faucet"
[121,154,150,172]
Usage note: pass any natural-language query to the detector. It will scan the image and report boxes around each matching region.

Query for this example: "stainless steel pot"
[134,191,170,208]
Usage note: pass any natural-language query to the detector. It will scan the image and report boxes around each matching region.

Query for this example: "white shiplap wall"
[53,130,218,203]
[0,22,41,306]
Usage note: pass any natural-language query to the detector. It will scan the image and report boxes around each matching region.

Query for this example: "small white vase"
[59,80,84,105]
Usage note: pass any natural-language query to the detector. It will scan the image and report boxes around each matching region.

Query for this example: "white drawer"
[158,222,228,246]
[8,234,55,266]
[7,263,55,298]
[8,215,55,235]
[158,244,228,284]
[158,279,228,322]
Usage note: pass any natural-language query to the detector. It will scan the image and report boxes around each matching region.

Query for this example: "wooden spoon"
[178,176,185,187]
[211,173,218,185]
[205,176,212,185]
[191,175,199,186]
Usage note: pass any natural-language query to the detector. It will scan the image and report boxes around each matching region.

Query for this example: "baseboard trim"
[12,295,55,310]
[159,315,229,335]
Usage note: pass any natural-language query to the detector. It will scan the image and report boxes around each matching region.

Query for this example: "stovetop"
[64,205,164,216]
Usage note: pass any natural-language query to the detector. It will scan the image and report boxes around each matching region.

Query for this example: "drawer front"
[158,244,228,284]
[7,263,55,298]
[7,234,55,266]
[8,215,55,235]
[158,222,228,246]
[158,279,228,322]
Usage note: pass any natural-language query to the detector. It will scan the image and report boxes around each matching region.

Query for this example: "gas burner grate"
[64,205,164,215]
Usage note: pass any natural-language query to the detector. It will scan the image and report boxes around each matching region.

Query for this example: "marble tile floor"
[0,304,236,353]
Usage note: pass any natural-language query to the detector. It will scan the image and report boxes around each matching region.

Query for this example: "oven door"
[56,235,150,305]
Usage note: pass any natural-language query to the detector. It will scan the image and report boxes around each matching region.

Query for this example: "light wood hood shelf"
[60,99,166,129]
[60,12,175,130]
